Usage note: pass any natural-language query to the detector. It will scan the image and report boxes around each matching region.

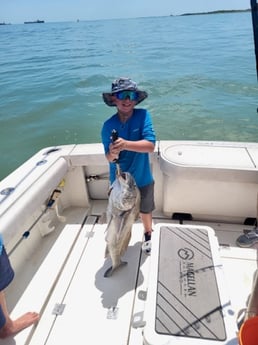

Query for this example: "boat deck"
[3,202,258,345]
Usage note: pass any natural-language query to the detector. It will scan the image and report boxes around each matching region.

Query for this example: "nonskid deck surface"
[3,208,258,345]
[156,226,226,340]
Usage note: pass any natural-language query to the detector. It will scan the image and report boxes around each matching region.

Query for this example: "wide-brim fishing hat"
[102,77,148,106]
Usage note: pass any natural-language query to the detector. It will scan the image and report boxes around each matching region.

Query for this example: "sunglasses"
[115,90,139,101]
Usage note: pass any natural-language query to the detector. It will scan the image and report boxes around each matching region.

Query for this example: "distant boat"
[0,22,11,25]
[24,19,44,24]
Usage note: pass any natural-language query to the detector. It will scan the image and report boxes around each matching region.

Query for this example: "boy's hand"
[109,142,120,159]
[109,138,127,154]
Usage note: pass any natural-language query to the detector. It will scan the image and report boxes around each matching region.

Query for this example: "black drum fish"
[104,171,140,278]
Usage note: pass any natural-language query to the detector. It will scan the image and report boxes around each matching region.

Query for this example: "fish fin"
[104,261,127,278]
[116,209,133,239]
[107,187,113,197]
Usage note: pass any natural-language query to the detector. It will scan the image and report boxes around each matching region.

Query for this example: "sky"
[0,0,251,24]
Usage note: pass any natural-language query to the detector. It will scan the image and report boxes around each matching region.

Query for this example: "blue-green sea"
[0,12,258,180]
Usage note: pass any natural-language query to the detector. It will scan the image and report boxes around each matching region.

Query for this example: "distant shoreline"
[174,9,250,16]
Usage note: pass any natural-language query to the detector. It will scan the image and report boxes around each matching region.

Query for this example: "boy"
[101,77,156,253]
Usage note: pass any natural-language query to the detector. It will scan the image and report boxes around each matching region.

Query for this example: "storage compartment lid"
[143,224,237,344]
[161,144,255,169]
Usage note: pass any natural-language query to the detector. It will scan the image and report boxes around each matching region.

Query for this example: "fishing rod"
[250,0,258,81]
[111,129,121,175]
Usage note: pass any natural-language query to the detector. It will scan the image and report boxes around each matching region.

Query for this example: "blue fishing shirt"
[101,108,156,187]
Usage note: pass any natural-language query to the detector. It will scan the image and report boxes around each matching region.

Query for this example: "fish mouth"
[120,172,132,182]
[119,172,129,183]
[117,172,137,193]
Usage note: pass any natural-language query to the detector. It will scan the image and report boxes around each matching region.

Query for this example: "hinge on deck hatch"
[52,303,66,316]
[85,231,94,238]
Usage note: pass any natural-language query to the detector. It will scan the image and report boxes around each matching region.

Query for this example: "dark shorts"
[0,247,14,328]
[139,181,155,214]
[0,247,14,291]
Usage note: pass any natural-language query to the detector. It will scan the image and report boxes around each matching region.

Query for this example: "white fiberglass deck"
[3,207,258,345]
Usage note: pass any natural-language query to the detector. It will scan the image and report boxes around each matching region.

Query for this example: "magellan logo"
[178,247,197,297]
[178,248,194,260]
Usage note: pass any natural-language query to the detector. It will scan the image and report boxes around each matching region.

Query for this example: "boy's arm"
[109,138,154,157]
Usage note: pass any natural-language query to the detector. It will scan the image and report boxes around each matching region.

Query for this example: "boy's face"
[112,94,137,119]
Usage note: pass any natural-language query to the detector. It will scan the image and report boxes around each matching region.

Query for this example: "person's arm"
[106,138,154,162]
[113,138,154,152]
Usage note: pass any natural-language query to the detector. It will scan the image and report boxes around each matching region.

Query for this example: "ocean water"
[0,12,258,180]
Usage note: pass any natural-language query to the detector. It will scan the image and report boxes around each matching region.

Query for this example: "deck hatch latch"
[138,290,147,301]
[52,303,66,316]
